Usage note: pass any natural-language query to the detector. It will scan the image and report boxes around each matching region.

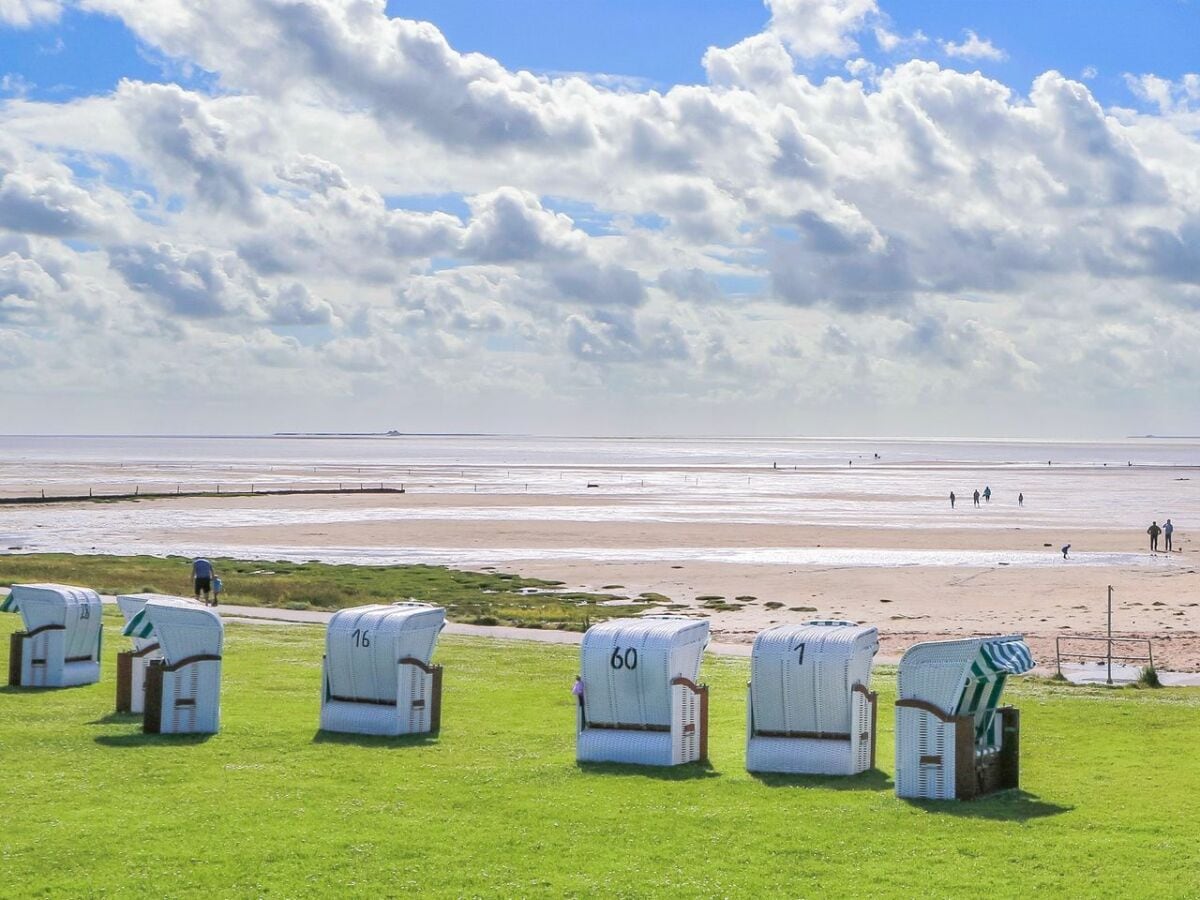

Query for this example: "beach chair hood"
[117,593,197,653]
[324,602,445,704]
[750,620,879,736]
[6,583,102,661]
[580,615,709,730]
[898,634,1034,716]
[125,596,223,664]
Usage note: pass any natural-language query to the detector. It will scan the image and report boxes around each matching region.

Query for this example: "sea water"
[0,434,1195,567]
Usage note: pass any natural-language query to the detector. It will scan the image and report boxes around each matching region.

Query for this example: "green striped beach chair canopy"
[122,607,155,640]
[898,634,1035,748]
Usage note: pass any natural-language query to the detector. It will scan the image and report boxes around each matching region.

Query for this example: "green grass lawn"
[0,553,639,630]
[2,609,1199,897]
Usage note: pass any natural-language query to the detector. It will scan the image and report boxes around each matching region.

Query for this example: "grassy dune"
[1,610,1198,896]
[0,553,639,630]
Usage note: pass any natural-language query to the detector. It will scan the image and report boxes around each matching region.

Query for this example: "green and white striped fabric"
[955,638,1034,744]
[122,608,156,640]
[0,592,16,613]
[980,638,1035,674]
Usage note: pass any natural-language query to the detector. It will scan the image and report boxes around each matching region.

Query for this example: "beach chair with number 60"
[576,616,710,766]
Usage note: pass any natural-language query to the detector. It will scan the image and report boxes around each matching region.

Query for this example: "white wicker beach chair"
[576,616,710,766]
[124,597,224,734]
[746,620,879,775]
[319,603,446,737]
[895,635,1034,800]
[3,584,103,688]
[115,594,201,714]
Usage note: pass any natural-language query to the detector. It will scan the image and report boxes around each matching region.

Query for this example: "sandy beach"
[6,488,1198,668]
[137,493,1198,669]
[2,435,1197,668]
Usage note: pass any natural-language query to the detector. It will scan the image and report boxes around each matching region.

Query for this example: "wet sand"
[61,490,1200,671]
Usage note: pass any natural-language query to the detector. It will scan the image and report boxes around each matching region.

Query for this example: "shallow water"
[7,542,1168,571]
[0,435,1194,567]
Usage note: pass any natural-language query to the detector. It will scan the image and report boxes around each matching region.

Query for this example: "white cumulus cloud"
[0,1,1197,434]
[766,0,878,60]
[0,0,60,27]
[941,30,1006,62]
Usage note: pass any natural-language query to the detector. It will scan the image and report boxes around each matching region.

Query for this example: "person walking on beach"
[973,489,980,507]
[1164,519,1174,552]
[1018,492,1024,507]
[950,491,956,508]
[1148,521,1161,552]
[983,486,992,502]
[1062,544,1071,559]
[192,557,216,605]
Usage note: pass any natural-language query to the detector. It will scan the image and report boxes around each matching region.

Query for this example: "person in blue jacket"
[192,557,217,605]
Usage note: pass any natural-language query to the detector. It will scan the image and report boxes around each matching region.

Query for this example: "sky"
[0,0,1198,437]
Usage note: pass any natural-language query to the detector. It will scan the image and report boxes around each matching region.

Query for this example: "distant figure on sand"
[1148,521,1161,552]
[1018,492,1024,507]
[1062,544,1070,559]
[950,491,956,508]
[1164,519,1174,552]
[192,557,216,605]
[983,486,992,502]
[973,489,980,507]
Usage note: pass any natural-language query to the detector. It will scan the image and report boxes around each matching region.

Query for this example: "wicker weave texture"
[141,597,224,734]
[158,661,221,734]
[319,604,445,736]
[6,584,103,687]
[577,617,709,766]
[895,636,1029,799]
[745,622,878,775]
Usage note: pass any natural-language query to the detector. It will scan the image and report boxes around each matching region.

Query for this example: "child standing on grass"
[212,576,223,608]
